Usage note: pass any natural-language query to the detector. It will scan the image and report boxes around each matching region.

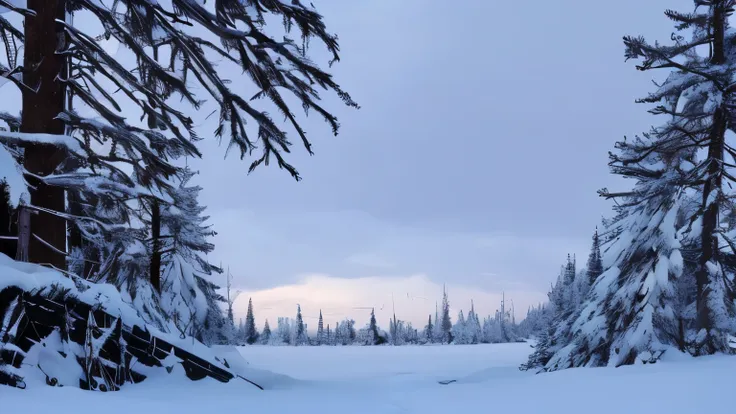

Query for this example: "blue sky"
[189,0,693,327]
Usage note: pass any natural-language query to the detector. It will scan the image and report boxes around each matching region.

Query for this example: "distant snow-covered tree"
[260,319,272,345]
[367,308,386,345]
[316,310,325,345]
[335,319,357,345]
[586,228,604,286]
[423,314,434,344]
[274,317,292,345]
[452,310,468,344]
[244,298,258,345]
[466,301,482,344]
[517,304,549,339]
[294,305,308,346]
[440,286,453,344]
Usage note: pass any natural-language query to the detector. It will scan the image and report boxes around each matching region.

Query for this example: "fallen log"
[0,286,250,390]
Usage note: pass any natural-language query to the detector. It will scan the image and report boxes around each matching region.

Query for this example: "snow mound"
[0,255,276,391]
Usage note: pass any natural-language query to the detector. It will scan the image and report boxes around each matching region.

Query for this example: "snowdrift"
[0,254,260,391]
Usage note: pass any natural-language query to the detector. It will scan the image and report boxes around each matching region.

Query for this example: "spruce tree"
[0,0,357,323]
[467,300,482,344]
[261,320,271,345]
[452,310,466,344]
[440,285,453,343]
[244,298,258,344]
[148,168,228,342]
[424,314,434,343]
[586,228,604,286]
[369,308,379,345]
[531,1,736,371]
[295,304,308,345]
[317,309,325,345]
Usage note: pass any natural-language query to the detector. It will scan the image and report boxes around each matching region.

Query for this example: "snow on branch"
[65,0,358,180]
[0,130,84,155]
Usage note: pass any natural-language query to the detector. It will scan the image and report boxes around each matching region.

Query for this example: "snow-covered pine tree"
[424,314,434,343]
[294,305,308,346]
[368,308,386,345]
[440,285,453,343]
[334,320,343,345]
[560,255,577,317]
[347,318,357,344]
[467,300,482,344]
[432,302,442,342]
[275,317,291,345]
[518,304,549,339]
[325,323,331,346]
[452,309,467,344]
[529,1,736,371]
[0,0,357,330]
[144,168,230,344]
[316,310,325,345]
[244,298,258,344]
[586,228,604,286]
[403,322,418,344]
[261,319,271,345]
[236,319,245,343]
[522,255,586,368]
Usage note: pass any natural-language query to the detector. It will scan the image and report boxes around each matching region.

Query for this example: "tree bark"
[712,2,725,64]
[149,200,162,293]
[15,205,30,262]
[21,0,68,269]
[695,1,728,352]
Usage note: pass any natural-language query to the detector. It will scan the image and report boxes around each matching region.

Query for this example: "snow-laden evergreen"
[260,320,272,345]
[439,286,453,343]
[525,1,736,371]
[244,298,259,345]
[316,310,325,345]
[294,305,309,346]
[423,315,434,343]
[0,0,357,390]
[237,291,530,347]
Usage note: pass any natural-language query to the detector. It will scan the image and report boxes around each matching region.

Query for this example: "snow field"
[2,342,734,414]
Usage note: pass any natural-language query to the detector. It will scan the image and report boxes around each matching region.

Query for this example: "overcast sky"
[188,0,694,329]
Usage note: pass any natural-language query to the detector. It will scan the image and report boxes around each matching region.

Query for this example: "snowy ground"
[1,342,733,413]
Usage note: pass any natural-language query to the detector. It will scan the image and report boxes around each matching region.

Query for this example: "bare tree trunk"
[149,200,162,293]
[21,0,68,269]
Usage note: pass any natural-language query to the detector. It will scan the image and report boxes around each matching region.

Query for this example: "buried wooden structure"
[0,286,259,391]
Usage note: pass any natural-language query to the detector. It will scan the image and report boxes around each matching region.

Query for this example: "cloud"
[232,273,548,331]
[345,252,395,269]
[202,206,592,318]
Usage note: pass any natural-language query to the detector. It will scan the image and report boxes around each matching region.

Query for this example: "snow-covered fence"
[0,285,245,390]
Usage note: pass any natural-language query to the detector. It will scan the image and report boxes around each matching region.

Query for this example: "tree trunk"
[697,106,726,351]
[695,1,728,353]
[15,205,30,262]
[21,0,68,270]
[712,2,725,64]
[150,200,162,293]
